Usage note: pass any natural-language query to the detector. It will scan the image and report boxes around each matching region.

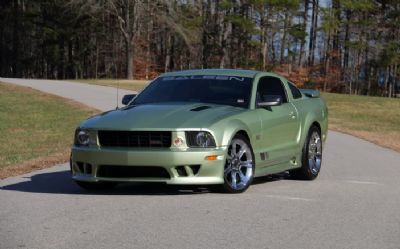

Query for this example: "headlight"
[186,131,216,148]
[74,129,94,146]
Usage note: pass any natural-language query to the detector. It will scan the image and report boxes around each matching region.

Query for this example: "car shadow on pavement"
[252,172,291,185]
[1,170,293,195]
[0,170,218,195]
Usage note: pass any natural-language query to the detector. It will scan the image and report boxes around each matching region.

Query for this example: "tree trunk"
[271,32,276,63]
[311,0,318,65]
[260,5,269,70]
[388,65,394,98]
[332,0,341,67]
[298,0,309,67]
[0,9,4,76]
[308,0,315,66]
[280,11,289,64]
[394,63,398,97]
[67,39,74,79]
[323,27,331,92]
[126,40,134,80]
[201,0,211,68]
[145,1,152,80]
[12,0,20,77]
[384,66,389,96]
[308,0,318,66]
[95,42,99,79]
[343,10,351,71]
[165,33,172,72]
[57,36,65,79]
[220,21,231,69]
[367,67,373,96]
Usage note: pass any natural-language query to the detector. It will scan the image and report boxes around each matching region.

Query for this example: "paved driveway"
[0,78,135,111]
[1,78,399,249]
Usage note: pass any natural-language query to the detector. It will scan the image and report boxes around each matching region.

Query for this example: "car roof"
[160,69,281,79]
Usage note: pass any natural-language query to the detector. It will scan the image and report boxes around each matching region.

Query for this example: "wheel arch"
[219,119,253,147]
[300,112,322,147]
[311,121,321,132]
[299,98,328,145]
[235,130,251,142]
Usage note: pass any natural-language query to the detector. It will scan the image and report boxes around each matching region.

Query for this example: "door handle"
[289,111,297,119]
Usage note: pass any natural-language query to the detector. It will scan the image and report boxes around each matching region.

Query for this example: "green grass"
[322,92,400,152]
[69,79,149,92]
[0,83,97,169]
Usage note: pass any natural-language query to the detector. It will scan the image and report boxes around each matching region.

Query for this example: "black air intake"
[97,165,170,178]
[98,131,171,148]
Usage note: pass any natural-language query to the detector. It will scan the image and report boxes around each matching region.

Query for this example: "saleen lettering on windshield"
[71,69,328,193]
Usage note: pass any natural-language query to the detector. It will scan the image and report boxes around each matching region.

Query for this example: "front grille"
[98,130,171,148]
[97,165,170,178]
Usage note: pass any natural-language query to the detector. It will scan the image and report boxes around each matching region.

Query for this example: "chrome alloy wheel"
[308,131,322,175]
[224,138,254,191]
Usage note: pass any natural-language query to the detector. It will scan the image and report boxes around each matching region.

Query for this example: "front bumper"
[71,146,227,185]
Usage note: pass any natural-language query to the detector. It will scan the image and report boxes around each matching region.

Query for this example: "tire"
[221,134,255,193]
[75,181,117,191]
[290,125,322,180]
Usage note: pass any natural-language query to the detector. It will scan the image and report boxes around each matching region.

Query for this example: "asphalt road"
[0,78,135,111]
[1,78,400,249]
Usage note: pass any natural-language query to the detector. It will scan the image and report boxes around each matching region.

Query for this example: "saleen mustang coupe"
[71,69,328,193]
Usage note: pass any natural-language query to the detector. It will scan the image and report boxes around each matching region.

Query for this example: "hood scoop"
[190,105,212,112]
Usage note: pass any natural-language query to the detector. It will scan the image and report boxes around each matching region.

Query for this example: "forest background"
[1,0,399,97]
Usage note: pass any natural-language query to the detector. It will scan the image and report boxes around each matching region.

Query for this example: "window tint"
[288,82,302,99]
[256,76,288,103]
[133,75,253,108]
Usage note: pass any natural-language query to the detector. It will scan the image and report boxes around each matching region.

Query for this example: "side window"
[288,82,302,99]
[256,76,288,103]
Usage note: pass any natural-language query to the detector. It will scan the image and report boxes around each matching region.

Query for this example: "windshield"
[133,75,253,108]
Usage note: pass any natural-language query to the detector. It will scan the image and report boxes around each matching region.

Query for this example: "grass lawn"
[0,83,97,179]
[322,93,400,152]
[70,79,149,92]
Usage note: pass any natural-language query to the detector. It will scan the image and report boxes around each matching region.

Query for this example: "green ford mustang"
[71,69,328,193]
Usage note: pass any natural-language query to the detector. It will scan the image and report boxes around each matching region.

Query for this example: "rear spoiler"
[300,89,320,98]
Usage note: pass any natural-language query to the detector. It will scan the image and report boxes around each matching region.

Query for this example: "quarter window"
[288,82,302,99]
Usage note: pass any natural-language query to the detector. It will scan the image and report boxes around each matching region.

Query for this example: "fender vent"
[260,152,269,161]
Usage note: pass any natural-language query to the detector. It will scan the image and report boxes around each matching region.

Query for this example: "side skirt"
[254,158,301,177]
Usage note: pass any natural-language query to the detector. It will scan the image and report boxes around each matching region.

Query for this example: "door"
[255,76,300,166]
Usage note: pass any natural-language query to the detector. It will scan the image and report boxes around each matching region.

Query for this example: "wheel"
[75,181,117,191]
[222,134,255,193]
[290,125,322,180]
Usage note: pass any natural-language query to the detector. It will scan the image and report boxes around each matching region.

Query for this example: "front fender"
[222,119,254,147]
[210,118,257,148]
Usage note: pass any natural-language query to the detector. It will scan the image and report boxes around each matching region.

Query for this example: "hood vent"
[190,106,211,112]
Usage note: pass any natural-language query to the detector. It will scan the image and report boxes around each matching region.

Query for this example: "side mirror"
[122,94,137,105]
[257,95,282,107]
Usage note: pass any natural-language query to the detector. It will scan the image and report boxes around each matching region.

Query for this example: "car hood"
[81,103,246,130]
